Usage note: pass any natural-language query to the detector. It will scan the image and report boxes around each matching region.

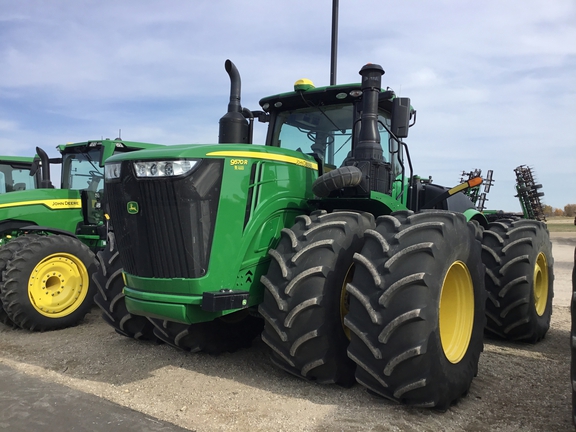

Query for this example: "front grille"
[107,159,223,278]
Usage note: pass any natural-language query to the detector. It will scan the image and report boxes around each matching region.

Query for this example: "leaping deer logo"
[127,201,139,214]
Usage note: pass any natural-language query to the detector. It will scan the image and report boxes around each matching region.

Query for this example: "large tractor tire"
[258,210,376,386]
[0,235,96,331]
[481,218,553,342]
[149,311,263,355]
[346,210,485,409]
[93,232,157,341]
[571,246,576,426]
[0,235,41,326]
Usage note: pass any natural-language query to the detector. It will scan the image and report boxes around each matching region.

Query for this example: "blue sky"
[1,0,574,212]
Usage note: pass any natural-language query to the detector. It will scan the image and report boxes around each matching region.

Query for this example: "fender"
[19,225,78,239]
[0,220,37,234]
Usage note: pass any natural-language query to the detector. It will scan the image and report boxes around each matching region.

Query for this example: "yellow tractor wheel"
[481,219,553,343]
[346,210,486,410]
[0,235,96,331]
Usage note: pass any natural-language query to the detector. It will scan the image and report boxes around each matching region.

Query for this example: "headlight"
[133,160,198,178]
[105,162,122,180]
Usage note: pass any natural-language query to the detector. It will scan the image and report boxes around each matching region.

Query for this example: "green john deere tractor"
[0,156,40,194]
[95,61,554,409]
[0,139,161,331]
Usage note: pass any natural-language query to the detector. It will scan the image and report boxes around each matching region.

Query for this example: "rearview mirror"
[391,97,411,139]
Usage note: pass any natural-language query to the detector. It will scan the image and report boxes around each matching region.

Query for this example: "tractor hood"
[104,143,319,171]
[0,188,84,236]
[0,188,82,209]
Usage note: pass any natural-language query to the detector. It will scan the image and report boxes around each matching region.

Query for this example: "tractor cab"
[261,83,403,170]
[60,144,105,192]
[58,139,161,191]
[256,74,483,218]
[215,60,416,213]
[0,156,39,193]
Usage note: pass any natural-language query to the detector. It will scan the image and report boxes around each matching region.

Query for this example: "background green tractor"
[95,60,553,410]
[0,156,40,194]
[0,139,162,331]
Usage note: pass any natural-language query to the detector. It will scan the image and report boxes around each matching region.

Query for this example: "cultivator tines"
[476,192,487,212]
[514,165,546,221]
[459,169,493,211]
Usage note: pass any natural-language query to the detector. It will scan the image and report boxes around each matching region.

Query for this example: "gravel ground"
[0,234,574,432]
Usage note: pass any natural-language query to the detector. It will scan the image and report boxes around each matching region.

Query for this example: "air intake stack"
[344,63,391,195]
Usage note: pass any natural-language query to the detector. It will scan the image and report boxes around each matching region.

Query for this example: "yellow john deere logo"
[127,201,139,214]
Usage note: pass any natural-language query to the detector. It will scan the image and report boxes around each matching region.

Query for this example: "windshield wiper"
[298,92,344,133]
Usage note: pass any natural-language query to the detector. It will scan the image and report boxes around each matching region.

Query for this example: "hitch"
[201,289,249,312]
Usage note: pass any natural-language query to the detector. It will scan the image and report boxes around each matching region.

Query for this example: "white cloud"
[0,119,18,131]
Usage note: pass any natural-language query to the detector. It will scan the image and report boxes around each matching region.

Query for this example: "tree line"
[543,204,576,217]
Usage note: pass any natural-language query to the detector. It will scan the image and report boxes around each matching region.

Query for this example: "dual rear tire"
[0,234,96,331]
[0,235,41,326]
[259,210,375,386]
[481,219,553,342]
[260,209,486,409]
[345,210,485,409]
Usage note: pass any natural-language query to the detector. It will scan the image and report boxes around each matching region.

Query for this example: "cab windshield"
[272,103,402,176]
[0,163,36,193]
[61,148,104,191]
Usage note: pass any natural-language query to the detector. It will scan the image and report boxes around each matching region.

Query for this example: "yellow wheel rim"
[28,253,90,318]
[533,252,549,316]
[340,264,355,340]
[439,261,475,364]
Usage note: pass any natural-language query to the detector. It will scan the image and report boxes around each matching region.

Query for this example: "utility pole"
[330,0,339,85]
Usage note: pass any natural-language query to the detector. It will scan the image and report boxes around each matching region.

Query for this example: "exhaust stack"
[35,147,54,189]
[218,60,249,144]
